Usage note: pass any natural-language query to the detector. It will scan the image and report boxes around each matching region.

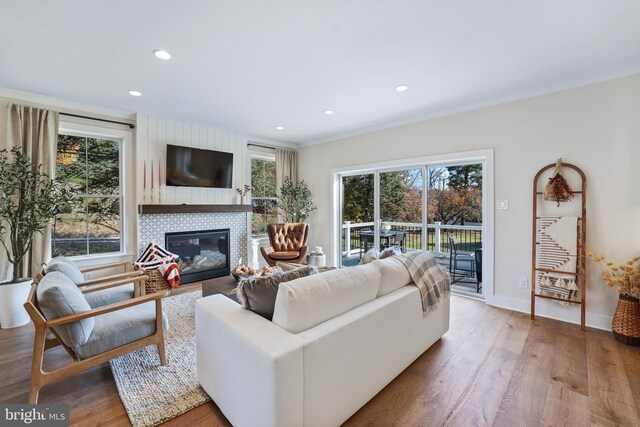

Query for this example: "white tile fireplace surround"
[138,211,249,273]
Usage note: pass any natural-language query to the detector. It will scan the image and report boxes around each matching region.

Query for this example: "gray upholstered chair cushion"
[73,302,169,360]
[84,284,135,308]
[36,271,94,346]
[44,257,85,284]
[236,266,317,319]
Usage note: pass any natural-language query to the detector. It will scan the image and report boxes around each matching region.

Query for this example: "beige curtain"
[1,103,59,280]
[275,148,298,192]
[275,148,298,224]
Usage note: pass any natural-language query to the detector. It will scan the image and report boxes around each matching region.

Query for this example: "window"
[250,156,278,237]
[52,132,122,256]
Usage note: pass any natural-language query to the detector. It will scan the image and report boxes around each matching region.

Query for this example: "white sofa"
[196,256,450,427]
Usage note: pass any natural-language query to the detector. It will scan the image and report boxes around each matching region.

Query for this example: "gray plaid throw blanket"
[397,251,450,317]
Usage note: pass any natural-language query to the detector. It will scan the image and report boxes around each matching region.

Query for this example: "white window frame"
[56,121,135,266]
[248,151,277,239]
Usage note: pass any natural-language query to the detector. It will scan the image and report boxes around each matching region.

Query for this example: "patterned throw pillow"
[380,245,402,259]
[134,242,178,270]
[236,265,317,319]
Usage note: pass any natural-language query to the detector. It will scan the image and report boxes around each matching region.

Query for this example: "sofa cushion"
[272,264,381,334]
[84,284,135,308]
[44,256,85,284]
[36,271,94,347]
[236,266,317,319]
[372,256,413,297]
[73,301,169,359]
[270,251,301,260]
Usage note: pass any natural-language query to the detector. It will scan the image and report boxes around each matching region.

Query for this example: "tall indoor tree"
[277,177,317,223]
[0,147,74,284]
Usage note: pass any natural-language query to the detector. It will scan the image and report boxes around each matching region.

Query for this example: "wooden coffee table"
[202,275,239,303]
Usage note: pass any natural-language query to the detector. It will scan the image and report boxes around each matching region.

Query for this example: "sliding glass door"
[426,163,483,297]
[338,161,485,298]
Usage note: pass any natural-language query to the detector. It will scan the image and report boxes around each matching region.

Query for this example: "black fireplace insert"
[165,228,230,284]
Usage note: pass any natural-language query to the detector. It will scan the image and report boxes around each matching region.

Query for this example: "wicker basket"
[612,294,640,346]
[144,269,169,294]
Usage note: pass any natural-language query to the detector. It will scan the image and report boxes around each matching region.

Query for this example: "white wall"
[136,114,249,205]
[298,74,640,330]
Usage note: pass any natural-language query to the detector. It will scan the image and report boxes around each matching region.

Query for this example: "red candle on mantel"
[151,160,154,189]
[143,159,146,189]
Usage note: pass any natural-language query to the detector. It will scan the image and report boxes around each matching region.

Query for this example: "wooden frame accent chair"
[260,223,310,266]
[42,257,147,306]
[24,271,169,404]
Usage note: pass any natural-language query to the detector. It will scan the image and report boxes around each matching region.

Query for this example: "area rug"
[109,291,211,427]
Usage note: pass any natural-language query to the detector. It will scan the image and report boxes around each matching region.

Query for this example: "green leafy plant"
[0,147,74,284]
[278,177,317,223]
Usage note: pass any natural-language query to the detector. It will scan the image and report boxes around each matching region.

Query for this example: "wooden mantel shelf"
[138,204,252,215]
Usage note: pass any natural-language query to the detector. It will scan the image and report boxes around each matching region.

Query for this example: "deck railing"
[342,221,482,258]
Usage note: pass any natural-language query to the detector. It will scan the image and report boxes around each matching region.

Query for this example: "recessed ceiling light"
[152,49,172,60]
[127,90,142,97]
[324,110,334,115]
[395,85,409,92]
[276,126,284,130]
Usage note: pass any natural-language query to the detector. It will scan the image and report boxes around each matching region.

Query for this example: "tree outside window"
[427,164,482,225]
[251,157,277,237]
[341,164,482,226]
[52,133,122,256]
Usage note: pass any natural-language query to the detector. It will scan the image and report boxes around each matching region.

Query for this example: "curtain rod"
[60,112,135,129]
[247,143,276,150]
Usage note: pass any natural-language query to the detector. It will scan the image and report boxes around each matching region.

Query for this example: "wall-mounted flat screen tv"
[166,144,233,188]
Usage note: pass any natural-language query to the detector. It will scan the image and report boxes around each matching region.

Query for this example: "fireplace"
[165,228,230,284]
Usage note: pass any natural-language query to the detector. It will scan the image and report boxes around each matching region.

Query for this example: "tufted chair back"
[268,223,309,251]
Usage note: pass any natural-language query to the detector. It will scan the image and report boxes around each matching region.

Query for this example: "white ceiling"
[1,1,640,145]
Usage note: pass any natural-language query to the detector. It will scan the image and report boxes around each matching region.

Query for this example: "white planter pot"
[0,279,32,328]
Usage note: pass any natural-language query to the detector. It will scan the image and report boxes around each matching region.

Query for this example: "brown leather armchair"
[260,223,310,266]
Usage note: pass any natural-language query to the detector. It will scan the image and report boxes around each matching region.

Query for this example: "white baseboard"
[487,294,612,331]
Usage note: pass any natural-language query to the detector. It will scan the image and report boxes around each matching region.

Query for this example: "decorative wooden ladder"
[531,162,587,331]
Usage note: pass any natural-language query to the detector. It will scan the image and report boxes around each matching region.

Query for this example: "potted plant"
[277,177,317,223]
[0,147,73,328]
[588,252,640,345]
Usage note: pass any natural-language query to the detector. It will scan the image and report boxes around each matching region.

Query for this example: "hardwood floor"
[1,290,639,426]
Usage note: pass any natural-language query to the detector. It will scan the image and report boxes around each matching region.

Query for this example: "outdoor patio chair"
[360,232,374,255]
[393,231,406,252]
[448,235,477,289]
[475,248,483,287]
[24,270,169,404]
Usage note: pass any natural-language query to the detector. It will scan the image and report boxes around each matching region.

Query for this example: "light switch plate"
[497,200,509,210]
